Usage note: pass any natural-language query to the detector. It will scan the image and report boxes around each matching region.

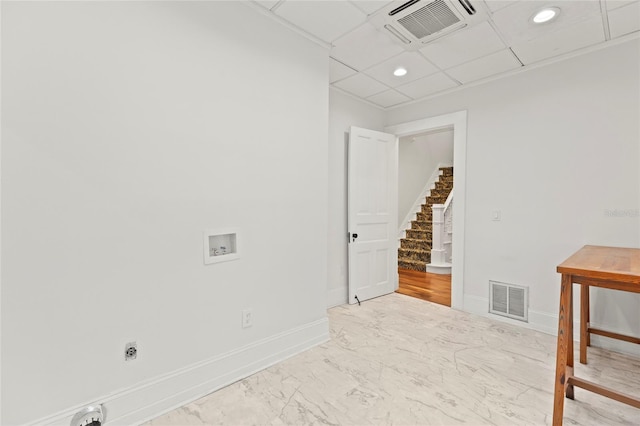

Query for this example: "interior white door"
[348,126,398,305]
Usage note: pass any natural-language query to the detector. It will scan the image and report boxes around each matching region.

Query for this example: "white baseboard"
[32,318,329,426]
[587,334,640,357]
[327,287,347,308]
[426,263,452,274]
[463,295,639,357]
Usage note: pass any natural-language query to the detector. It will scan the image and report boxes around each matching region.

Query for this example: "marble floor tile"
[146,293,640,425]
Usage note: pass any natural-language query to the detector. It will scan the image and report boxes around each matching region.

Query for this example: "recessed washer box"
[204,228,239,264]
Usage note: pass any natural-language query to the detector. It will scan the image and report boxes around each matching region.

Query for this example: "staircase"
[398,167,453,272]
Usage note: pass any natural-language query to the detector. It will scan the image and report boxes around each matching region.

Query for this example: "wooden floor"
[396,268,451,307]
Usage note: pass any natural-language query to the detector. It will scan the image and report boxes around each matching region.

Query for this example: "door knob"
[352,233,358,242]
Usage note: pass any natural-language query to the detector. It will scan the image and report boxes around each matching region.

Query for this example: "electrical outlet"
[125,342,137,361]
[242,309,253,328]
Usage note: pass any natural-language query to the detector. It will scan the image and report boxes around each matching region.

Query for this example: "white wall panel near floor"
[327,90,385,308]
[387,38,640,356]
[1,2,329,424]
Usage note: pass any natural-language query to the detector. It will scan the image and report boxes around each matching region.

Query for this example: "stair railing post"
[443,197,453,263]
[431,204,446,266]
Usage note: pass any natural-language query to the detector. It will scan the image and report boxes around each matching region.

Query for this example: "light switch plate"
[242,308,253,328]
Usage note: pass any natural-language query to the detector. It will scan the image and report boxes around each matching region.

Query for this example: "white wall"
[398,129,453,227]
[387,39,640,354]
[1,2,329,424]
[327,90,385,307]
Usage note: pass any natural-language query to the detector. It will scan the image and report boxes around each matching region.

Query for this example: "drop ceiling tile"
[606,0,638,11]
[491,1,602,46]
[254,1,280,10]
[395,72,458,99]
[511,17,605,65]
[330,58,358,83]
[419,21,506,69]
[275,1,366,43]
[363,52,439,87]
[484,0,522,13]
[446,49,521,83]
[350,0,394,15]
[367,90,412,108]
[331,22,405,70]
[608,1,640,38]
[333,73,389,98]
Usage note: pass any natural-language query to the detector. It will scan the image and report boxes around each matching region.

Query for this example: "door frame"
[385,110,467,310]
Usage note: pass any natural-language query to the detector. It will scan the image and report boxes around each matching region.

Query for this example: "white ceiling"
[254,0,640,109]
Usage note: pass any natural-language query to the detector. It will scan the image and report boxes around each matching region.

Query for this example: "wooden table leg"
[585,286,590,348]
[580,285,589,364]
[566,282,574,400]
[553,273,573,426]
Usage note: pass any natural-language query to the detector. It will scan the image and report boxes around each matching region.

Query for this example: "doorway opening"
[385,111,467,310]
[396,127,454,307]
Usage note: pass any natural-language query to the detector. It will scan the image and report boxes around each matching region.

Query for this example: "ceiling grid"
[253,0,640,108]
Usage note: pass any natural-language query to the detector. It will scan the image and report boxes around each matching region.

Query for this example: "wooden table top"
[557,245,640,285]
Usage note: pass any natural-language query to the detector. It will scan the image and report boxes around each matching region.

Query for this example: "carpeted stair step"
[411,220,432,231]
[420,204,433,214]
[426,195,448,205]
[430,188,451,198]
[406,229,431,240]
[398,259,426,272]
[398,248,431,262]
[440,167,453,176]
[401,238,432,251]
[435,181,453,191]
[439,176,453,185]
[416,212,432,222]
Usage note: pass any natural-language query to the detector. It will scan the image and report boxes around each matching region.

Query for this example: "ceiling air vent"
[371,0,486,50]
[389,0,422,16]
[458,0,476,15]
[397,0,461,39]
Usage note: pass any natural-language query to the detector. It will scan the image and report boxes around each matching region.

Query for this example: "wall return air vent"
[371,0,486,50]
[489,280,529,322]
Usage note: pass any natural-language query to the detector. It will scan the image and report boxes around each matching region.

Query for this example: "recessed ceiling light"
[394,67,408,77]
[532,7,560,24]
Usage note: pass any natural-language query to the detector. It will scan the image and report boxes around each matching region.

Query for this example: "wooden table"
[553,245,640,425]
